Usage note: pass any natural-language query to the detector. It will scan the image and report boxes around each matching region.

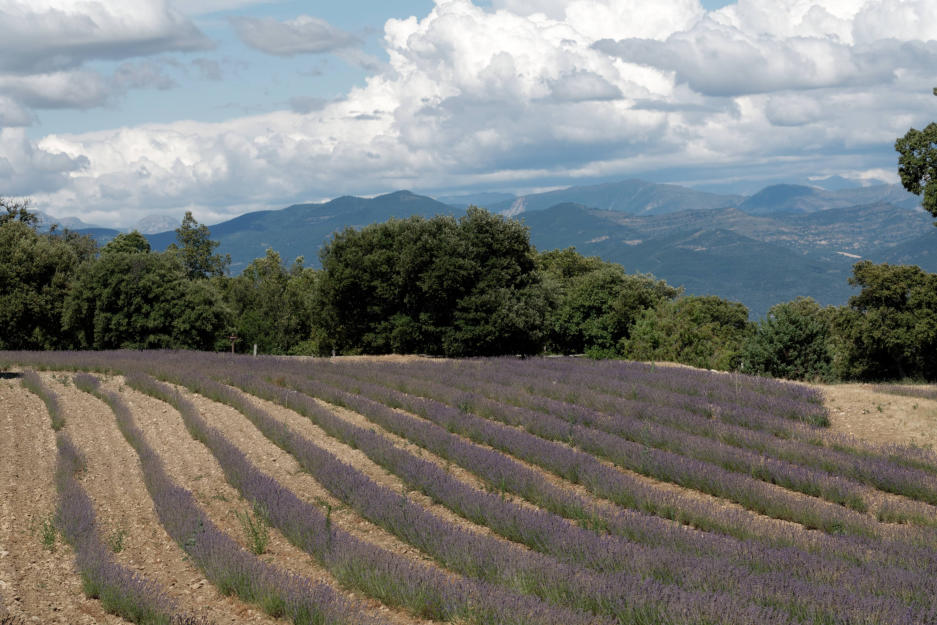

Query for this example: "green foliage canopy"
[223,249,317,354]
[742,297,834,381]
[103,230,151,255]
[316,207,549,356]
[833,261,937,380]
[0,217,90,349]
[62,246,230,350]
[623,295,751,371]
[895,88,937,221]
[539,248,680,356]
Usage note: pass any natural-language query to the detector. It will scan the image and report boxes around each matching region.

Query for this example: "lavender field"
[2,351,937,625]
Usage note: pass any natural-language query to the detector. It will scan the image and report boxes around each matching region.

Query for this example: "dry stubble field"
[1,351,936,625]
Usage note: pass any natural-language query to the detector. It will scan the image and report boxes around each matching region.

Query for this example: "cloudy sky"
[2,0,935,228]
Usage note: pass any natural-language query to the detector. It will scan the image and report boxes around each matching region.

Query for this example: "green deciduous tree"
[0,214,92,350]
[742,297,835,381]
[167,211,230,279]
[102,230,151,255]
[832,261,937,380]
[895,87,937,221]
[623,295,751,371]
[539,248,679,356]
[223,249,317,354]
[62,248,230,350]
[316,207,548,356]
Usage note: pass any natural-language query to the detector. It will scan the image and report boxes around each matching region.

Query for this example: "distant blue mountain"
[436,191,516,208]
[68,179,933,317]
[486,179,742,215]
[738,183,920,215]
[144,190,459,271]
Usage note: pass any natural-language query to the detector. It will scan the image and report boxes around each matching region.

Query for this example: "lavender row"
[168,370,806,625]
[334,357,830,446]
[447,357,827,428]
[21,372,180,625]
[477,366,937,509]
[276,369,937,569]
[13,348,933,566]
[73,372,370,625]
[237,370,887,623]
[251,369,937,622]
[485,359,826,434]
[21,370,65,431]
[12,353,937,616]
[522,357,826,417]
[335,361,937,518]
[494,358,937,475]
[325,363,875,512]
[301,366,887,540]
[289,364,937,567]
[127,372,613,625]
[274,367,937,574]
[309,358,937,489]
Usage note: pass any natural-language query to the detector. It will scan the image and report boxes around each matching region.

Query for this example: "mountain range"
[55,179,934,319]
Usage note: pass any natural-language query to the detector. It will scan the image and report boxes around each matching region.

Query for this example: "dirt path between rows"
[296,382,817,538]
[104,378,433,625]
[44,373,288,625]
[221,385,520,545]
[0,375,120,625]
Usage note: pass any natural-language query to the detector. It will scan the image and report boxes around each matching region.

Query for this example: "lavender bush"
[73,372,378,625]
[357,359,937,506]
[21,370,65,431]
[124,372,610,625]
[6,351,937,625]
[21,372,179,625]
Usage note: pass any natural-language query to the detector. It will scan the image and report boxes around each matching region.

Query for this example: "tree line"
[2,198,936,381]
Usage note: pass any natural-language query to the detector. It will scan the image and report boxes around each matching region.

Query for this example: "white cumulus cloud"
[230,15,359,56]
[0,0,210,74]
[0,0,211,121]
[8,0,937,226]
[0,128,89,195]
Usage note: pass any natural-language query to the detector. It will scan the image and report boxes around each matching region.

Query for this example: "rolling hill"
[66,180,932,318]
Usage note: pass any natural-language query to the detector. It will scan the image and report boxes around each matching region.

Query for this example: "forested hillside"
[56,180,930,318]
[3,197,936,381]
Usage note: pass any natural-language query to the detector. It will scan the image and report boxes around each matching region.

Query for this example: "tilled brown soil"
[103,378,434,625]
[5,361,937,625]
[42,373,285,624]
[214,386,516,545]
[0,376,121,625]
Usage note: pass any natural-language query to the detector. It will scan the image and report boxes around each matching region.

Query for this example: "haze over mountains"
[51,179,934,318]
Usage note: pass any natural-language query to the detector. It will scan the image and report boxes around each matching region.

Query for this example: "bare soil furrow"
[306,387,688,534]
[0,376,120,625]
[102,378,432,625]
[216,385,525,547]
[303,379,814,541]
[44,373,291,624]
